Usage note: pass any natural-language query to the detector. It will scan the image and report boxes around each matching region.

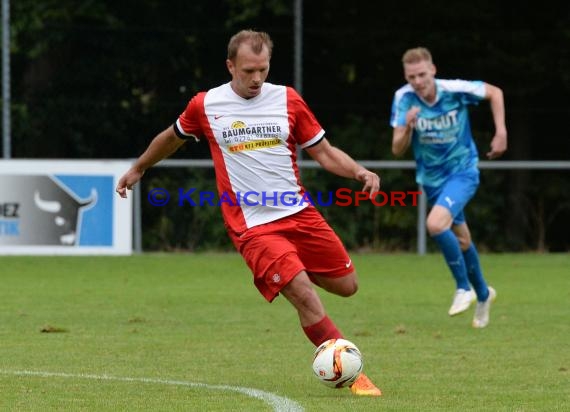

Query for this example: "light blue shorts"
[422,169,480,225]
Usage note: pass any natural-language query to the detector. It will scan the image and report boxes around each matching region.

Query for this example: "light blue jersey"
[390,79,486,188]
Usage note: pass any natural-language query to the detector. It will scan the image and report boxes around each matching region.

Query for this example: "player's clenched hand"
[116,169,145,198]
[486,134,507,159]
[356,169,380,196]
[406,106,421,128]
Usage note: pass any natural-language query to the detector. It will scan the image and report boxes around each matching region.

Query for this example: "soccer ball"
[312,338,363,388]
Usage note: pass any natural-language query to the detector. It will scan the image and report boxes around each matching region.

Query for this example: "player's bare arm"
[484,83,508,159]
[392,106,420,156]
[305,138,380,195]
[116,126,186,198]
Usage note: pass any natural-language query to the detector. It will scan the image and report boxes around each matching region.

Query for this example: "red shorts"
[227,207,354,302]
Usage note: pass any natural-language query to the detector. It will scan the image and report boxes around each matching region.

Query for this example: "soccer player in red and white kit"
[116,30,381,396]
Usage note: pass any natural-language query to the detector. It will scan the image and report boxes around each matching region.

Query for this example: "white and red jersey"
[174,82,325,234]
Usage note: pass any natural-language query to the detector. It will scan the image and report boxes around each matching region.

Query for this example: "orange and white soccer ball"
[312,338,363,388]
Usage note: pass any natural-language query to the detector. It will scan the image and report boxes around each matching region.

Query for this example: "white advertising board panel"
[0,160,132,255]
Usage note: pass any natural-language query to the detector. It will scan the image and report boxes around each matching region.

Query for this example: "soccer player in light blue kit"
[390,47,507,328]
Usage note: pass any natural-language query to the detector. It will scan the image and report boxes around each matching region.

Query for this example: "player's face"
[227,43,270,99]
[404,60,436,103]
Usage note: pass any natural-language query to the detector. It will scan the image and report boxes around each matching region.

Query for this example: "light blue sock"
[432,230,470,290]
[463,243,489,301]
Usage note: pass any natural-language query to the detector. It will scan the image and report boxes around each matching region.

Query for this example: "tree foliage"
[4,0,570,251]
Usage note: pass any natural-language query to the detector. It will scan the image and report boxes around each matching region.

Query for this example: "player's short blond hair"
[227,30,273,61]
[402,47,433,65]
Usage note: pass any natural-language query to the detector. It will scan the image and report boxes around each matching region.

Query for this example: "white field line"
[0,369,305,412]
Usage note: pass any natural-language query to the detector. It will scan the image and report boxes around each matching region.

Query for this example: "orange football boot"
[349,373,382,396]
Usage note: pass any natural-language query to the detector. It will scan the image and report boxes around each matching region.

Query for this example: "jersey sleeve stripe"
[174,119,198,140]
[299,130,325,149]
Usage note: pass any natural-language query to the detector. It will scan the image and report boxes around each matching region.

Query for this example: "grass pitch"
[0,253,568,411]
